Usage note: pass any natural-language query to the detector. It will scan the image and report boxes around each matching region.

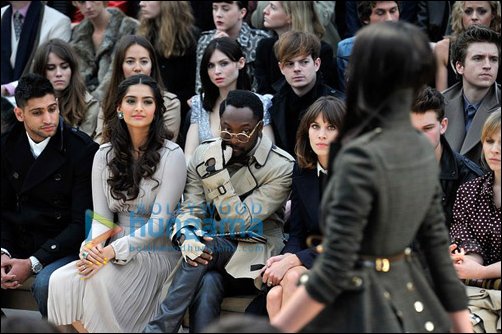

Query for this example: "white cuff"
[1,248,12,258]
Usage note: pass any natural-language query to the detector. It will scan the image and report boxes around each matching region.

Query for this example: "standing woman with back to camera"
[271,21,472,333]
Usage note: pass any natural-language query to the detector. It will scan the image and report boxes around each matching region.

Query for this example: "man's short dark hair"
[412,86,446,121]
[15,73,55,109]
[357,1,400,25]
[219,90,263,121]
[212,1,248,10]
[451,24,501,66]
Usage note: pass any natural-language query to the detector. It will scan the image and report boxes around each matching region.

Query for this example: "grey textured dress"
[47,140,186,332]
[302,93,469,332]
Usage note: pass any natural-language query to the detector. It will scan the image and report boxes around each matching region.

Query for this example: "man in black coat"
[268,31,344,158]
[411,87,484,229]
[0,74,98,316]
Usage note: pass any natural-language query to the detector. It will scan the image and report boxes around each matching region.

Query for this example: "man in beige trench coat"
[144,90,294,333]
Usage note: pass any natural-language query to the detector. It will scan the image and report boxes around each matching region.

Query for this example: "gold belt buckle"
[306,235,324,254]
[375,258,390,272]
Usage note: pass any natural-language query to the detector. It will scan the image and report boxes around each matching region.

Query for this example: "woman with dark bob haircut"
[295,96,345,170]
[271,21,472,333]
[261,95,345,319]
[48,74,186,332]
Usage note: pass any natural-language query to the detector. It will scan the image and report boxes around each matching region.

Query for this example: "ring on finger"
[267,281,273,287]
[82,251,89,259]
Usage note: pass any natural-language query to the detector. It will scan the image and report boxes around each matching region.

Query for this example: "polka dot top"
[450,172,501,265]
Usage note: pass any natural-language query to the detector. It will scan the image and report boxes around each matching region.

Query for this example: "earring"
[117,111,124,119]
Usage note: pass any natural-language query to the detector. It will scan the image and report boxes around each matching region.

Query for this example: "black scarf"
[1,2,44,84]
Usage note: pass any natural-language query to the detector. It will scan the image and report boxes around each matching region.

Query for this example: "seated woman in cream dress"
[47,75,186,332]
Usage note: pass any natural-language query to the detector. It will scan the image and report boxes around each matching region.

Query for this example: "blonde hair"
[482,109,501,143]
[281,1,325,39]
[138,1,197,58]
[481,109,501,169]
[450,1,501,35]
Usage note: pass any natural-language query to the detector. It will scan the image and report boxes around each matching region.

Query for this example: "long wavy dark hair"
[339,21,436,147]
[200,37,251,111]
[107,75,170,201]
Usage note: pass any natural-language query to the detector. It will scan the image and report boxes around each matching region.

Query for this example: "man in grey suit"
[443,24,500,165]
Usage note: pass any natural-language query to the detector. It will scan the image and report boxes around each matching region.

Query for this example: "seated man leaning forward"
[144,89,294,333]
[1,74,98,317]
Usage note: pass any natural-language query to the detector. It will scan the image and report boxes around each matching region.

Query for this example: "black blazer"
[439,135,484,229]
[416,1,451,43]
[282,164,322,269]
[1,118,98,265]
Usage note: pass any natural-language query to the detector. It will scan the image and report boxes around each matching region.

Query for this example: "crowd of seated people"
[1,1,500,333]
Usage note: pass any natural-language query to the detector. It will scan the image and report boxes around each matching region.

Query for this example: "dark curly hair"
[451,24,501,66]
[15,73,55,108]
[411,86,446,121]
[107,74,172,201]
[357,1,400,25]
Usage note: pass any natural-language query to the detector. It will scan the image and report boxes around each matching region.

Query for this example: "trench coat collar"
[251,134,273,167]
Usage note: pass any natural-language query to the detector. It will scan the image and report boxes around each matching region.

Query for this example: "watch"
[176,227,190,247]
[29,256,43,274]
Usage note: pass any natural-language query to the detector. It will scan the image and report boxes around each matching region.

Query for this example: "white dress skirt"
[47,141,186,332]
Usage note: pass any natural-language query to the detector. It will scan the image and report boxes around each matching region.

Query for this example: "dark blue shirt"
[462,94,482,132]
